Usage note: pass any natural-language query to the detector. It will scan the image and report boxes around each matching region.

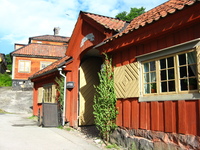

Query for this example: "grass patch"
[65,127,71,131]
[57,125,73,131]
[106,144,120,149]
[57,125,64,129]
[27,115,38,121]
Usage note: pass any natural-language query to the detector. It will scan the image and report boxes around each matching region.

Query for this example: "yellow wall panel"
[114,62,139,98]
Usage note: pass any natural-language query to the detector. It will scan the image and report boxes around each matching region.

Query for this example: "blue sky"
[0,0,167,55]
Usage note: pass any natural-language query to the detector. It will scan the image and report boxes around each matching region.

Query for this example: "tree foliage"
[115,7,146,22]
[93,53,118,143]
[0,73,12,87]
[5,54,12,71]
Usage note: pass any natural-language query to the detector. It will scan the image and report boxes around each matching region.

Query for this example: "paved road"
[0,113,101,150]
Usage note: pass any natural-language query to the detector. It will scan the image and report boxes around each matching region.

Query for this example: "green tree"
[0,73,12,86]
[93,53,118,143]
[115,7,146,22]
[5,54,12,71]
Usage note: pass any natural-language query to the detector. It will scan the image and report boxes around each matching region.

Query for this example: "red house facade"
[31,0,200,149]
[11,28,69,90]
[97,0,200,149]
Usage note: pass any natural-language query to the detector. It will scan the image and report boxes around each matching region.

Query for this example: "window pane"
[161,82,167,92]
[161,70,167,80]
[187,51,196,64]
[180,79,188,90]
[150,72,156,82]
[151,83,157,93]
[144,63,149,72]
[150,61,155,71]
[160,59,166,69]
[169,81,175,92]
[144,84,150,94]
[179,54,186,65]
[179,66,187,78]
[188,65,196,77]
[189,78,197,90]
[144,73,149,83]
[167,57,174,68]
[168,69,174,79]
[19,62,24,71]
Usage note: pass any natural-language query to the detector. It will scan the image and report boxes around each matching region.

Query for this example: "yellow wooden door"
[79,57,102,125]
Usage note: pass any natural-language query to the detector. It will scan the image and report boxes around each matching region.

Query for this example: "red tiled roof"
[29,55,71,79]
[29,56,70,79]
[106,0,198,41]
[82,11,127,32]
[11,43,66,58]
[29,35,70,42]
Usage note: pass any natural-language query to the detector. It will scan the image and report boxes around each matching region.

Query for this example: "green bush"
[0,73,12,87]
[93,53,118,143]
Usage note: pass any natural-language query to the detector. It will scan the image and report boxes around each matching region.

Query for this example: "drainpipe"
[58,66,66,126]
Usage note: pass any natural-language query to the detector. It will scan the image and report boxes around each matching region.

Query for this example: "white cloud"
[0,0,167,54]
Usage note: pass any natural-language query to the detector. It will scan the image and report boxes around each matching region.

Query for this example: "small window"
[142,50,197,95]
[40,61,52,70]
[43,84,56,103]
[18,60,31,73]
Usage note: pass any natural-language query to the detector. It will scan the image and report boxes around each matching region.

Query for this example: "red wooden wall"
[112,19,200,136]
[116,99,200,136]
[32,73,59,116]
[14,56,57,80]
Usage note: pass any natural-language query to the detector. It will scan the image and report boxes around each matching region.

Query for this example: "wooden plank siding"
[116,99,200,136]
[79,57,102,125]
[111,19,200,136]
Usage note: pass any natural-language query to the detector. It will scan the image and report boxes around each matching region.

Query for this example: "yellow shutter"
[114,62,139,98]
[196,46,200,93]
[114,65,125,98]
[38,87,43,103]
[51,84,57,103]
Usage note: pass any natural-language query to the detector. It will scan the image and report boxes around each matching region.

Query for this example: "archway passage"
[79,56,102,126]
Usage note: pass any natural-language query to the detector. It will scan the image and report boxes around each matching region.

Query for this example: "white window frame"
[40,61,52,70]
[142,50,197,94]
[137,38,200,102]
[18,60,31,73]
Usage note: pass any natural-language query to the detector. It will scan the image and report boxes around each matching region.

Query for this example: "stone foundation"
[110,127,200,150]
[12,80,33,91]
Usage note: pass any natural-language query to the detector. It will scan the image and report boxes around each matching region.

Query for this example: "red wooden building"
[11,28,69,90]
[31,0,200,149]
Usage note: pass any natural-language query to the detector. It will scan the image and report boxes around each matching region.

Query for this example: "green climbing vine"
[55,77,64,111]
[93,53,118,143]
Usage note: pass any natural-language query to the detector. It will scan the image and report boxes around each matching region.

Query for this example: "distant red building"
[11,28,70,90]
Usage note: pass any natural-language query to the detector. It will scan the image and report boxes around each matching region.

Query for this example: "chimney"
[53,27,60,36]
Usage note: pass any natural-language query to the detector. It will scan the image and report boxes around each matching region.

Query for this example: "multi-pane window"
[43,84,56,103]
[40,61,52,70]
[43,86,52,103]
[18,60,31,73]
[143,50,197,95]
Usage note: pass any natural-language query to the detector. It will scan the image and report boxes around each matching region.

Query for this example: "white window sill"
[139,93,200,102]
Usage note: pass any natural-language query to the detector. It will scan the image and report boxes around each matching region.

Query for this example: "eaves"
[12,54,62,59]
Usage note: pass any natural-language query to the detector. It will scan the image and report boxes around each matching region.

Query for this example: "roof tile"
[11,43,66,58]
[30,35,70,42]
[83,12,127,32]
[29,56,70,79]
[107,0,197,41]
